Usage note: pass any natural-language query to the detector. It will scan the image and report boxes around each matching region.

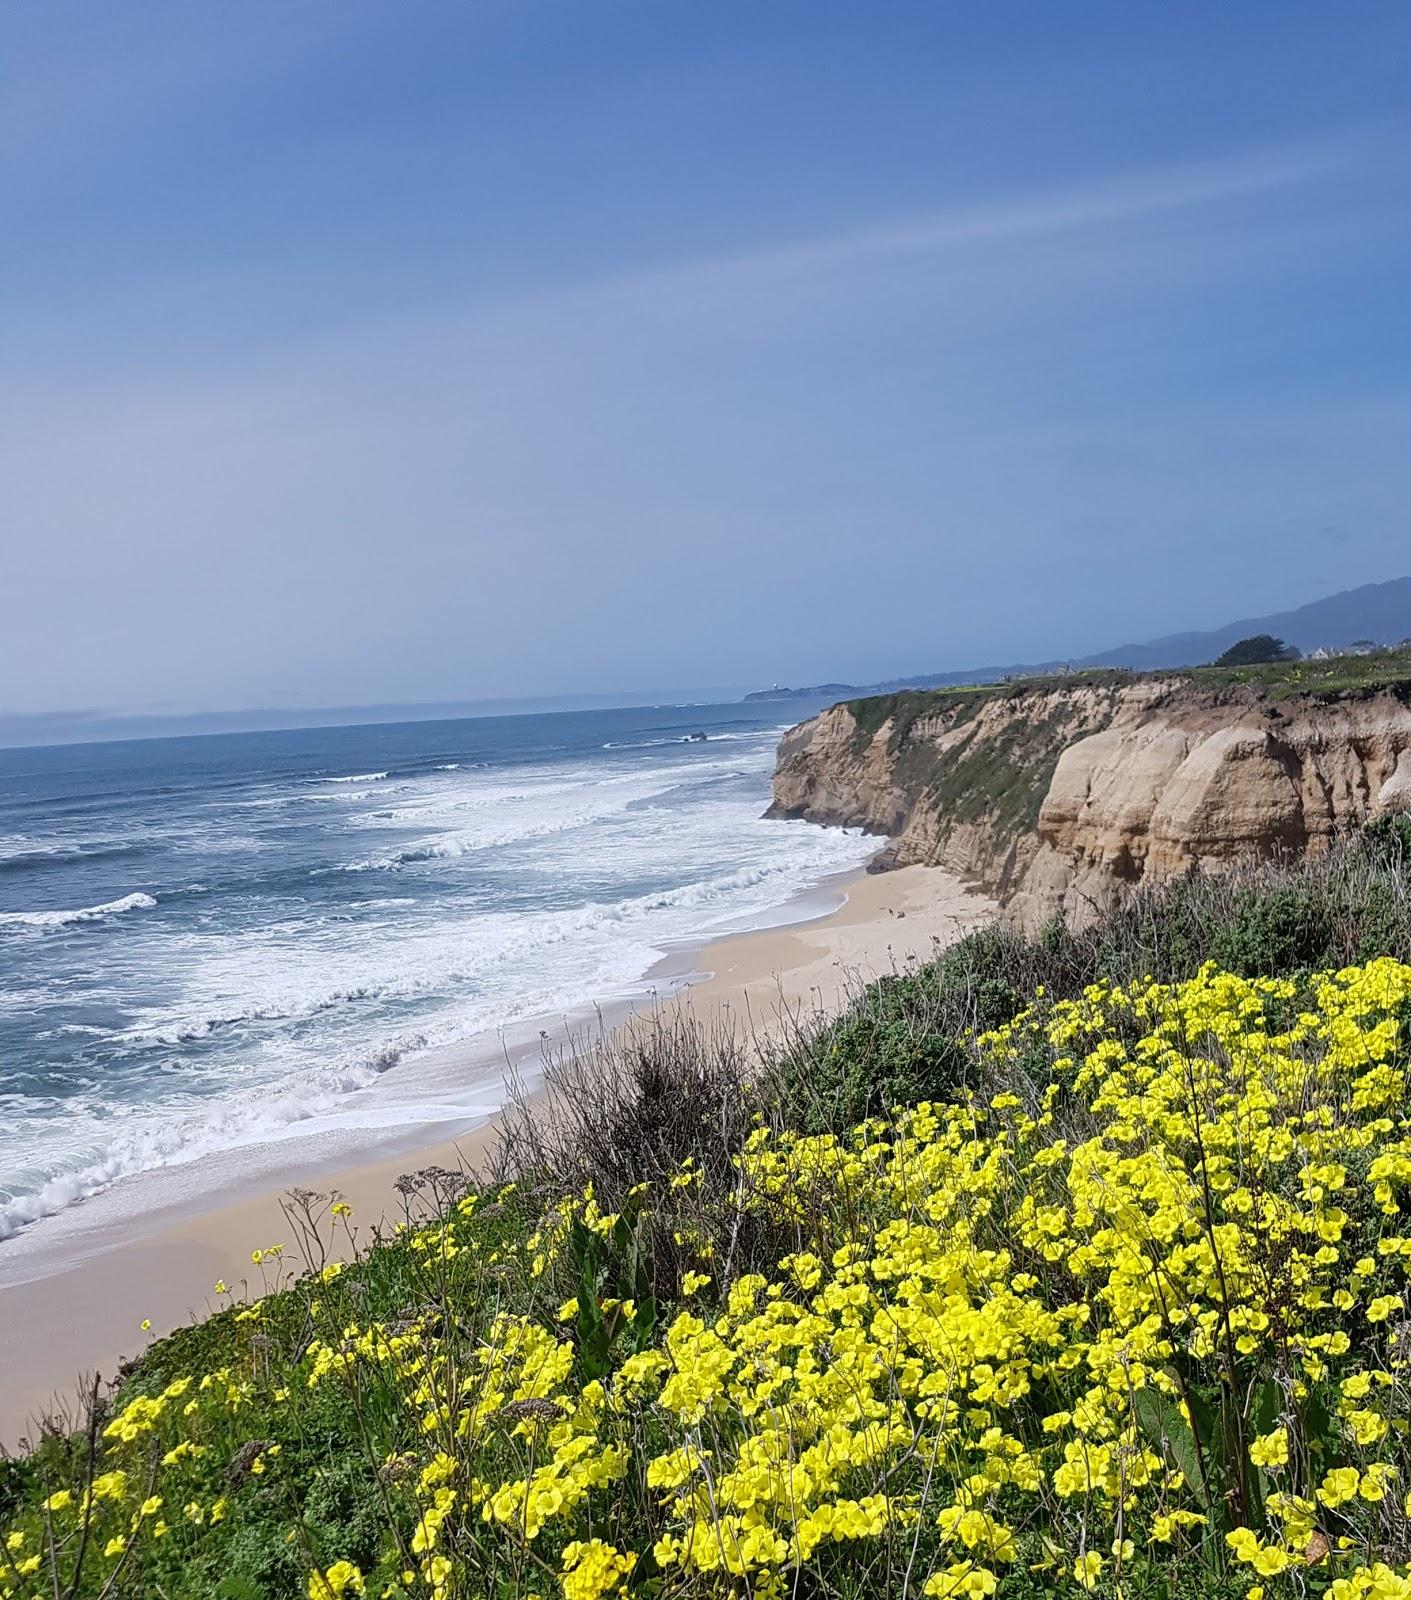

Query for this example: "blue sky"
[3,2,1410,714]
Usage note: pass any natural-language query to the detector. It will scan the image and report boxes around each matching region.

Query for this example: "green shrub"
[780,966,965,1131]
[1206,881,1336,975]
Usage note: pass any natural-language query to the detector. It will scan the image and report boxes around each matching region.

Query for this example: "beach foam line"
[0,1039,415,1242]
[0,892,157,931]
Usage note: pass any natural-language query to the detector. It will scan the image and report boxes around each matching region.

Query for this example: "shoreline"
[0,862,993,1447]
[0,862,870,1293]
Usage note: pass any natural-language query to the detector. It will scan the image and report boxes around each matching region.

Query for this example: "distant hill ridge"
[745,576,1411,700]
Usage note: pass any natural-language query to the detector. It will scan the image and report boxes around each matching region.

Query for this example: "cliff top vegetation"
[841,645,1411,754]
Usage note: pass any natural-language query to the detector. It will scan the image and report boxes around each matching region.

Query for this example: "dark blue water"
[0,700,869,1240]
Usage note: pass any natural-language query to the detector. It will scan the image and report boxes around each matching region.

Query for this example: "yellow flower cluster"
[10,957,1411,1600]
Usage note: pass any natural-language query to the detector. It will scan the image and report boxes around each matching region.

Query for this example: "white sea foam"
[602,736,690,750]
[0,1038,417,1241]
[117,826,871,1054]
[340,814,615,870]
[602,729,767,751]
[336,762,721,868]
[327,770,389,783]
[0,892,157,931]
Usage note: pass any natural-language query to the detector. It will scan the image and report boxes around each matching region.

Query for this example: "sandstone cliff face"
[769,681,1411,929]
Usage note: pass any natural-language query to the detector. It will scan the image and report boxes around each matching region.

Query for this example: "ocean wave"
[0,839,146,873]
[119,841,863,1049]
[116,979,406,1046]
[337,785,688,870]
[602,736,689,750]
[326,771,388,783]
[348,758,751,845]
[0,892,157,931]
[601,730,766,750]
[0,1040,413,1242]
[364,837,489,868]
[571,855,846,928]
[336,819,599,872]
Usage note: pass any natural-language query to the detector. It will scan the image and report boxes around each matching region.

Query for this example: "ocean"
[0,699,871,1244]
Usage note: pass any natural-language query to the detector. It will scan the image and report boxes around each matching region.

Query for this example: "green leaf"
[631,1295,659,1353]
[1134,1387,1211,1512]
[1303,1386,1338,1468]
[570,1218,613,1379]
[215,1580,264,1600]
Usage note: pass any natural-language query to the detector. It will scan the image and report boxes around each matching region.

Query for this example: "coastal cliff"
[769,668,1411,928]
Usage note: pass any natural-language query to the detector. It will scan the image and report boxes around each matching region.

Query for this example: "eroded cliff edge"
[768,675,1411,929]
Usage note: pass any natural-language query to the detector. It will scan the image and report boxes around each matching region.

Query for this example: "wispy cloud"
[576,126,1374,305]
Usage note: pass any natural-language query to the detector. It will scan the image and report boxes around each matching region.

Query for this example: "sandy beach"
[0,863,991,1447]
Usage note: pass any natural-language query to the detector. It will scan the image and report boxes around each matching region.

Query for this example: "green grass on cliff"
[841,674,1133,843]
[891,697,1080,837]
[835,648,1411,847]
[1185,642,1411,698]
[843,647,1411,743]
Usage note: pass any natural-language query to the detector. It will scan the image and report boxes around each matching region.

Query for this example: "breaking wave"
[0,892,157,931]
[0,1040,412,1242]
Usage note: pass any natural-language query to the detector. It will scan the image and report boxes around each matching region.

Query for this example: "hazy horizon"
[7,562,1410,750]
[0,685,761,752]
[5,3,1411,718]
[10,560,1407,745]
